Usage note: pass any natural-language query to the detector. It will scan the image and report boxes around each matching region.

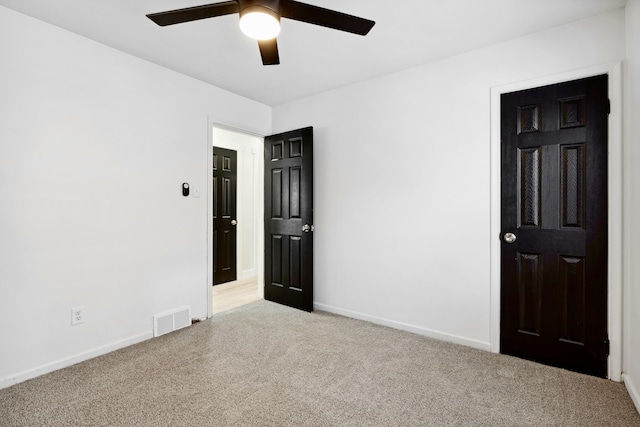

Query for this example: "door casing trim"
[489,62,623,381]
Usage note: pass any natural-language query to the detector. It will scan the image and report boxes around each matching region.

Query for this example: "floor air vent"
[153,306,191,337]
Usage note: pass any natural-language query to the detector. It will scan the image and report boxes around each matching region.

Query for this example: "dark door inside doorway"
[213,146,237,285]
[264,127,314,312]
[500,75,609,377]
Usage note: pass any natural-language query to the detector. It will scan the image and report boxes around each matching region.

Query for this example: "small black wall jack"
[182,183,189,197]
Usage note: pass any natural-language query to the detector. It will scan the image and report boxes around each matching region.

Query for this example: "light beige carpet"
[1,300,638,426]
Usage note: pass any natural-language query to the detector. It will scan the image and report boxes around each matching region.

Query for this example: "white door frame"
[489,62,623,381]
[206,118,265,318]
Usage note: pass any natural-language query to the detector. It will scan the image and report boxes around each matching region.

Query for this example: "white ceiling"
[0,0,627,106]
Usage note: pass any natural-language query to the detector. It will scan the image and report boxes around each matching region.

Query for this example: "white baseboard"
[314,302,491,352]
[623,373,640,415]
[241,269,257,280]
[0,331,153,390]
[236,275,258,285]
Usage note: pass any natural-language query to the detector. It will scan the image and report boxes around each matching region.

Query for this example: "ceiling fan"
[146,0,375,65]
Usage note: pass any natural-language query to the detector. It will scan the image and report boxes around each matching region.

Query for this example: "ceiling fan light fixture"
[239,6,281,40]
[147,0,375,65]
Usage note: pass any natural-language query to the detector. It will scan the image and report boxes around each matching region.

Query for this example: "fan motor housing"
[239,0,282,17]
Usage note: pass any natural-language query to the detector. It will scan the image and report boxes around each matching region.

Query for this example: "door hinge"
[607,99,611,115]
[604,338,610,355]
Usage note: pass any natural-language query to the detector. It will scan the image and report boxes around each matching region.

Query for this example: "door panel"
[500,75,608,377]
[213,146,237,285]
[264,127,313,312]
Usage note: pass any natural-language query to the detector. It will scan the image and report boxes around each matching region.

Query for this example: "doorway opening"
[208,126,264,315]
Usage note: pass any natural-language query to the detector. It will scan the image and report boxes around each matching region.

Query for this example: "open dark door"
[264,127,314,312]
[500,75,609,377]
[213,146,237,285]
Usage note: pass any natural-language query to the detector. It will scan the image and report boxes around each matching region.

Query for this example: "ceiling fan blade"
[146,1,239,26]
[281,0,375,35]
[258,39,280,65]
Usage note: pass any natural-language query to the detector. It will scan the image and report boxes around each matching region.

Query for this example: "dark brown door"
[213,146,237,285]
[500,75,609,377]
[264,127,313,312]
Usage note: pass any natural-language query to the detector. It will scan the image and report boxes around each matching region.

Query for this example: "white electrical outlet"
[71,306,85,326]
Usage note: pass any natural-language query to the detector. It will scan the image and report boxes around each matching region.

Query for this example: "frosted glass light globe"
[239,11,281,40]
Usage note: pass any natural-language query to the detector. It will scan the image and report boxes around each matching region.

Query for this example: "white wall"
[273,10,627,351]
[623,0,640,412]
[0,6,271,387]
